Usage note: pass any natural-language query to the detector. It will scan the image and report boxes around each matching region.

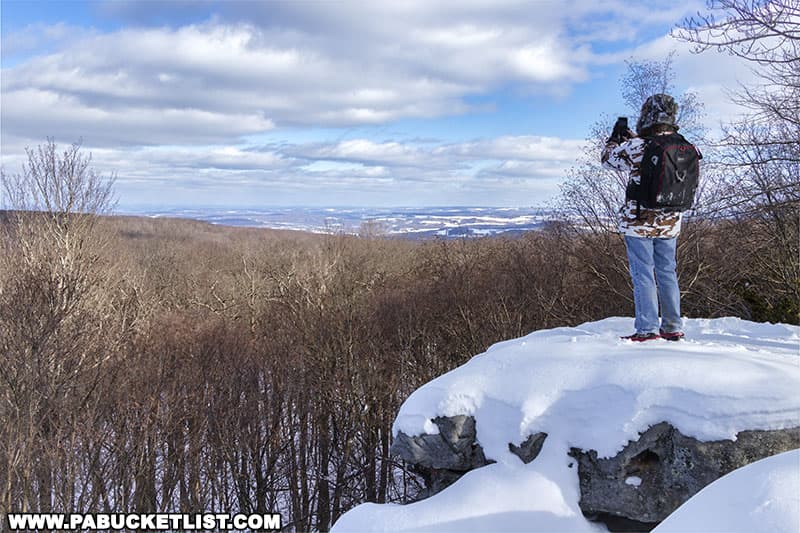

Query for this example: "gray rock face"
[569,422,800,529]
[393,416,800,531]
[509,432,548,464]
[392,416,550,499]
[391,415,493,498]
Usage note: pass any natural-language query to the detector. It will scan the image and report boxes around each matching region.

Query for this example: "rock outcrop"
[381,318,800,532]
[508,431,548,464]
[391,415,492,499]
[393,415,800,531]
[569,423,800,530]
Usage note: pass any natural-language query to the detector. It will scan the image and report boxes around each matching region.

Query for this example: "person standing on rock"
[601,94,702,342]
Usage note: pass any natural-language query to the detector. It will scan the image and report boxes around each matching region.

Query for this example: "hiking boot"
[659,330,685,341]
[621,332,661,342]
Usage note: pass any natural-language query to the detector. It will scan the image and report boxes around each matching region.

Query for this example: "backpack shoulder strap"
[634,137,655,220]
[669,133,702,160]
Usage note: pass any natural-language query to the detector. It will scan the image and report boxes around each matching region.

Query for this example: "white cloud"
[2,20,495,145]
[2,0,754,207]
[439,136,587,162]
[68,134,584,207]
[2,0,677,148]
[0,132,584,207]
[288,139,453,170]
[0,88,275,145]
[0,22,91,61]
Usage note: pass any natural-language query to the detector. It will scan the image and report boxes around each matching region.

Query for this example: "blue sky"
[1,0,754,209]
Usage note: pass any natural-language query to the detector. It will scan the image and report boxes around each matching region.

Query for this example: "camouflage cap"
[636,93,679,134]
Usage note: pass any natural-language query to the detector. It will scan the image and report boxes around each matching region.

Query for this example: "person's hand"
[610,118,633,143]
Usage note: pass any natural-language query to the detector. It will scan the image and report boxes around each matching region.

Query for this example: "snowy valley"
[131,206,554,238]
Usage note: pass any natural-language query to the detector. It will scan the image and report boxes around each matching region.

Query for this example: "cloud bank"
[1,0,756,207]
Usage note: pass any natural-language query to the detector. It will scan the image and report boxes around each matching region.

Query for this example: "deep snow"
[332,317,800,532]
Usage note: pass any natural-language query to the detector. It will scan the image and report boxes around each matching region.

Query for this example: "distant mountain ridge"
[123,206,555,238]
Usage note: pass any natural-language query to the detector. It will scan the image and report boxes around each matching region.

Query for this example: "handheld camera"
[612,116,630,141]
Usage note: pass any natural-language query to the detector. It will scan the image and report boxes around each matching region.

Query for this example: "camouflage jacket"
[601,135,682,238]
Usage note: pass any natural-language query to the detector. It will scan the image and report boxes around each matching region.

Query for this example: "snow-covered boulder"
[333,317,800,532]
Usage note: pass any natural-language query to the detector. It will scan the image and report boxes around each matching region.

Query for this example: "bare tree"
[621,52,707,140]
[675,0,799,321]
[0,139,122,515]
[675,0,800,132]
[2,139,115,213]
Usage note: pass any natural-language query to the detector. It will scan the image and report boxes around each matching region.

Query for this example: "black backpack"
[627,133,701,214]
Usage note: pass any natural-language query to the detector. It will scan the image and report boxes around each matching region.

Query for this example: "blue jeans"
[624,235,682,334]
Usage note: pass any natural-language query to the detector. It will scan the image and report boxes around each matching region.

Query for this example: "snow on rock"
[391,317,799,460]
[332,317,800,532]
[625,476,642,487]
[653,449,800,533]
